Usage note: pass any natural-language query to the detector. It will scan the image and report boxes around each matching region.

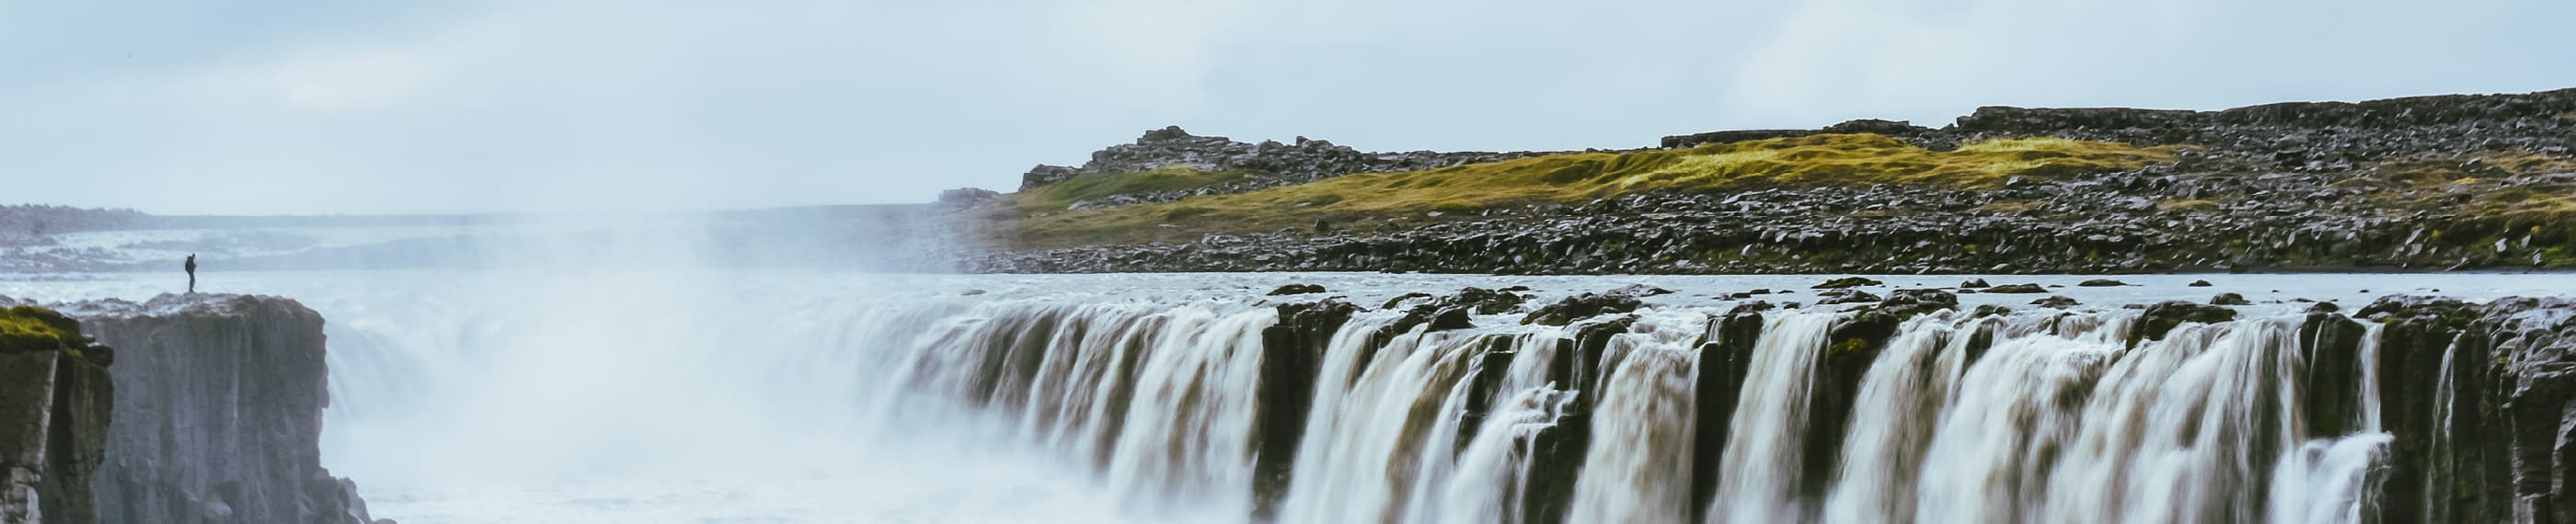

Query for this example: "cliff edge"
[53,294,385,524]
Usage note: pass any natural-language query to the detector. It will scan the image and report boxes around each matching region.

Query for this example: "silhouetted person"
[185,253,198,293]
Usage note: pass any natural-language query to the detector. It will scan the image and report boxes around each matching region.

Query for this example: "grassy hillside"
[1006,133,2179,248]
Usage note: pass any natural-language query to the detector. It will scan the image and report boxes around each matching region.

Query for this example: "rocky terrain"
[1250,279,2575,523]
[1017,126,1548,209]
[968,88,2576,274]
[0,294,385,524]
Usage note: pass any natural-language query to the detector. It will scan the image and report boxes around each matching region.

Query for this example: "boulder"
[1267,284,1327,296]
[1985,283,2048,293]
[1812,277,1883,290]
[1521,293,1644,326]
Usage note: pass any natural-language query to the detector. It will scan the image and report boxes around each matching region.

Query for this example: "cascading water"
[251,274,2426,523]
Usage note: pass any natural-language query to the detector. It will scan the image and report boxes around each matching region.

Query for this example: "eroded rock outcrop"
[62,294,384,524]
[2359,295,2576,524]
[0,304,111,524]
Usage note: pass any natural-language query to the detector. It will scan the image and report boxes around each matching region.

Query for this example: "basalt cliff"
[960,88,2575,274]
[0,294,385,524]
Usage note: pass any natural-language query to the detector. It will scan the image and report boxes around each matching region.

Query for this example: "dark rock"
[1812,277,1883,290]
[2189,279,2215,287]
[1877,290,1960,317]
[1267,283,1327,296]
[2077,279,2129,287]
[2032,295,2082,309]
[1426,307,1476,331]
[2306,302,2341,313]
[1984,283,2048,293]
[1424,287,1530,315]
[2212,292,2253,305]
[1253,299,1361,518]
[2128,300,2238,347]
[1521,293,1644,326]
[1380,292,1434,309]
[1689,309,1765,522]
[1961,279,1991,289]
[1608,284,1675,298]
[1819,290,1882,305]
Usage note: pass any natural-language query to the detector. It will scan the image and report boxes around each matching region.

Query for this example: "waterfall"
[1819,313,1972,524]
[1565,336,1698,524]
[301,281,2421,524]
[1705,313,1836,523]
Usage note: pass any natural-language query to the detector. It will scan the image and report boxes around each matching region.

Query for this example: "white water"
[0,270,2539,523]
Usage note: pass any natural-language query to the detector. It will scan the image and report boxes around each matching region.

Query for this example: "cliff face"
[0,303,111,524]
[2363,295,2576,523]
[63,294,383,524]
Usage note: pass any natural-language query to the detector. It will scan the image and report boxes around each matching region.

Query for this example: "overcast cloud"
[6,0,2572,214]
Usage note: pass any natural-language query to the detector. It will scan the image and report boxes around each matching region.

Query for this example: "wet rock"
[1380,292,1434,309]
[2031,295,2082,309]
[1443,287,1531,315]
[2128,300,2238,347]
[1608,284,1675,298]
[1984,283,2048,293]
[1877,290,1960,317]
[2211,292,2252,305]
[1972,304,2015,317]
[1819,290,1882,305]
[1520,293,1644,326]
[1960,279,1991,289]
[2077,279,2129,287]
[1253,299,1362,518]
[1426,307,1476,332]
[2189,279,2215,287]
[2306,302,2341,313]
[1267,283,1327,296]
[1812,277,1883,289]
[1688,309,1765,521]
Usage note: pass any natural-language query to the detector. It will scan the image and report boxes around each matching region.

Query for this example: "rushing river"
[2,270,2566,523]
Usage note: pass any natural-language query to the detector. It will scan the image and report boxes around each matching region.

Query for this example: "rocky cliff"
[977,88,2576,274]
[0,304,111,524]
[55,294,384,524]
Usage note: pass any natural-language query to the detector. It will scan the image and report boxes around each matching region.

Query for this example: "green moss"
[1,305,88,355]
[1832,337,1870,356]
[1011,133,2174,248]
[1012,165,1250,211]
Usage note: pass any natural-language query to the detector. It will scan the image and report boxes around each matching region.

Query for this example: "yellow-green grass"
[1010,133,2177,248]
[0,305,85,354]
[1014,165,1249,211]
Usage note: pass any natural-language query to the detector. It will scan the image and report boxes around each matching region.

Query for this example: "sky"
[5,0,2573,215]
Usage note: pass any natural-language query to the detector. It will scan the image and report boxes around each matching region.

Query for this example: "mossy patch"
[0,305,100,359]
[1011,165,1250,211]
[1010,133,2174,248]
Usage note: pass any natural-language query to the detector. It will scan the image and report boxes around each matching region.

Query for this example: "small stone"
[2076,279,2128,287]
[2211,292,2252,305]
[2032,296,2082,308]
[2188,279,2214,287]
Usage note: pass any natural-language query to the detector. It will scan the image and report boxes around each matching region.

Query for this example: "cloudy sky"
[6,0,2572,215]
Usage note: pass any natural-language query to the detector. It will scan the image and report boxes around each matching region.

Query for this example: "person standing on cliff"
[184,253,197,293]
